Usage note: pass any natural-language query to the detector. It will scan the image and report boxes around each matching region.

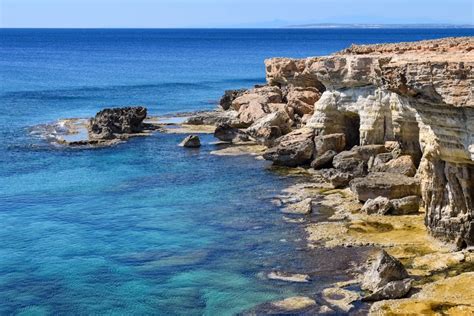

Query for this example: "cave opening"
[343,112,361,149]
[398,120,423,167]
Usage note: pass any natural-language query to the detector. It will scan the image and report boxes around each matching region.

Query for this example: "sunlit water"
[1,28,473,314]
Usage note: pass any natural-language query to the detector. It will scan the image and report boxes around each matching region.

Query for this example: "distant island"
[285,23,474,29]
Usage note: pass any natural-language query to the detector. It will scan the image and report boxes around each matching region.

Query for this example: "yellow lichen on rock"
[369,272,474,315]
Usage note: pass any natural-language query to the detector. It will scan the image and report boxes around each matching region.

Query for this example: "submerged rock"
[267,271,311,283]
[180,135,201,148]
[268,296,316,312]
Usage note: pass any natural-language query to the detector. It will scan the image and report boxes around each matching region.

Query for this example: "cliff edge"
[263,37,473,248]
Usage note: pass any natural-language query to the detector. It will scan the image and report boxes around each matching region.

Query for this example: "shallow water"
[1,28,473,314]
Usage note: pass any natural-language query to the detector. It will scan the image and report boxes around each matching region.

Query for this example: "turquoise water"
[1,29,474,315]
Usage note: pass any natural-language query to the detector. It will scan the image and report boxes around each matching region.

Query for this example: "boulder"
[311,150,337,169]
[268,103,295,120]
[314,133,346,155]
[237,101,268,127]
[219,89,246,110]
[361,197,393,215]
[263,127,315,167]
[180,135,201,148]
[370,153,395,171]
[246,110,293,145]
[361,250,410,293]
[349,172,420,202]
[320,169,354,188]
[282,198,313,215]
[390,196,421,215]
[333,145,387,176]
[232,85,282,111]
[214,123,249,143]
[89,106,147,139]
[373,155,417,177]
[286,86,321,116]
[362,278,413,301]
[185,110,241,127]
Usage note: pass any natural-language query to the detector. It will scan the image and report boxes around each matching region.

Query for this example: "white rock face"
[265,37,474,247]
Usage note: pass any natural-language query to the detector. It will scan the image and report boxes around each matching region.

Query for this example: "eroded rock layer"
[265,37,474,247]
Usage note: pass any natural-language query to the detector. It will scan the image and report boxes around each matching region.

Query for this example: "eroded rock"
[89,106,147,139]
[350,172,420,202]
[361,250,411,299]
[361,197,392,215]
[180,135,201,148]
[263,127,315,167]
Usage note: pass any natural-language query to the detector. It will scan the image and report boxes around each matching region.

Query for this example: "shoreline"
[27,35,474,314]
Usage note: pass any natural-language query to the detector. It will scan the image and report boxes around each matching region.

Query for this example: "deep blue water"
[1,28,473,315]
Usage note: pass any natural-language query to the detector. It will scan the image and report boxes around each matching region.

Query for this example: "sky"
[1,0,473,28]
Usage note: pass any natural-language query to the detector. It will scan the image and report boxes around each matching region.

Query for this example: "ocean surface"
[1,28,473,315]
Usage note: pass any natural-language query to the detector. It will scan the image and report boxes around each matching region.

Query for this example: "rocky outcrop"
[88,106,147,140]
[361,250,413,301]
[245,110,292,146]
[219,89,246,110]
[350,172,420,202]
[263,128,315,167]
[180,135,201,148]
[264,37,474,247]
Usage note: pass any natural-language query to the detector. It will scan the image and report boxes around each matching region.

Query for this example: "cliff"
[264,37,473,248]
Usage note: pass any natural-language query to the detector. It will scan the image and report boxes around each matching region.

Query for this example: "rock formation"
[263,37,473,248]
[180,135,201,148]
[89,106,148,140]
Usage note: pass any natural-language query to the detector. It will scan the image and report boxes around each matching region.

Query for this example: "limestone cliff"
[265,37,474,247]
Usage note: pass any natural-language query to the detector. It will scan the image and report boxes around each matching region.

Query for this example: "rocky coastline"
[36,37,473,314]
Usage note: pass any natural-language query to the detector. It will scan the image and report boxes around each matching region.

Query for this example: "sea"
[1,28,473,315]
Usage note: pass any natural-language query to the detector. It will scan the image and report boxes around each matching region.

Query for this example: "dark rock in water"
[89,106,147,139]
[361,250,411,294]
[219,89,247,110]
[349,172,420,202]
[311,150,337,169]
[180,135,201,148]
[244,296,321,315]
[214,123,249,143]
[263,127,315,167]
[390,196,420,215]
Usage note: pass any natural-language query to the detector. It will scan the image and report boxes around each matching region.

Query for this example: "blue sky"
[1,0,473,28]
